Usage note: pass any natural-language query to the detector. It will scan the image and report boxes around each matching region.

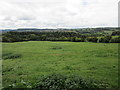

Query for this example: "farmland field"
[2,41,118,89]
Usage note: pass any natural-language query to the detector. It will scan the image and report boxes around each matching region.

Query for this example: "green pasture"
[2,41,118,88]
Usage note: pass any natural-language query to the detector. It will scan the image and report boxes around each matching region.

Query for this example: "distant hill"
[0,27,119,33]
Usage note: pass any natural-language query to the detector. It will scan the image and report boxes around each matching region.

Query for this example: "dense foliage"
[3,74,110,89]
[2,28,120,43]
[35,74,110,90]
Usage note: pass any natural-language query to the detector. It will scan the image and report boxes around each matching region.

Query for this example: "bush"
[2,80,32,89]
[70,37,76,42]
[99,36,112,43]
[86,37,98,42]
[2,74,111,89]
[112,31,120,36]
[35,74,109,90]
[110,37,120,43]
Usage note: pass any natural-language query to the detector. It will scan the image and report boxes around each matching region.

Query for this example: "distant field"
[2,41,118,88]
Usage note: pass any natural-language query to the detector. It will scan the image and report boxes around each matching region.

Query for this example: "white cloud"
[0,0,119,29]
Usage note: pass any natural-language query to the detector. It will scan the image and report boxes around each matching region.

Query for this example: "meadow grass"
[2,41,118,88]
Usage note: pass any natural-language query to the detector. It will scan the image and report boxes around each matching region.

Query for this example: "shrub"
[2,80,32,89]
[111,31,120,36]
[2,74,110,89]
[70,37,76,42]
[99,36,112,43]
[110,37,120,43]
[35,74,109,90]
[86,37,98,42]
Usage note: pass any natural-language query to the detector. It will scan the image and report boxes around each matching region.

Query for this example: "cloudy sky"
[0,0,119,29]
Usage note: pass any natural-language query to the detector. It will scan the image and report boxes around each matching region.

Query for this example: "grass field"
[2,41,118,88]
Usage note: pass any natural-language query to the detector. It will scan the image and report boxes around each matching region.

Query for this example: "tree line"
[2,31,120,43]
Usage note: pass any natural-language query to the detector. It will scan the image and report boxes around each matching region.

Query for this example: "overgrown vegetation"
[35,74,110,90]
[2,74,110,89]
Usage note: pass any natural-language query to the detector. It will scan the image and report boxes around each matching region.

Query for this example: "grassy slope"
[2,41,118,87]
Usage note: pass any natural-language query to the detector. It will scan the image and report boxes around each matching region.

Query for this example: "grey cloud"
[3,16,11,21]
[18,16,36,21]
[0,0,118,29]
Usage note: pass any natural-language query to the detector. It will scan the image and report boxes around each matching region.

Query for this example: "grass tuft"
[2,52,22,60]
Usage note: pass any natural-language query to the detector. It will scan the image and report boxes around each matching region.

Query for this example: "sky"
[0,0,119,29]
